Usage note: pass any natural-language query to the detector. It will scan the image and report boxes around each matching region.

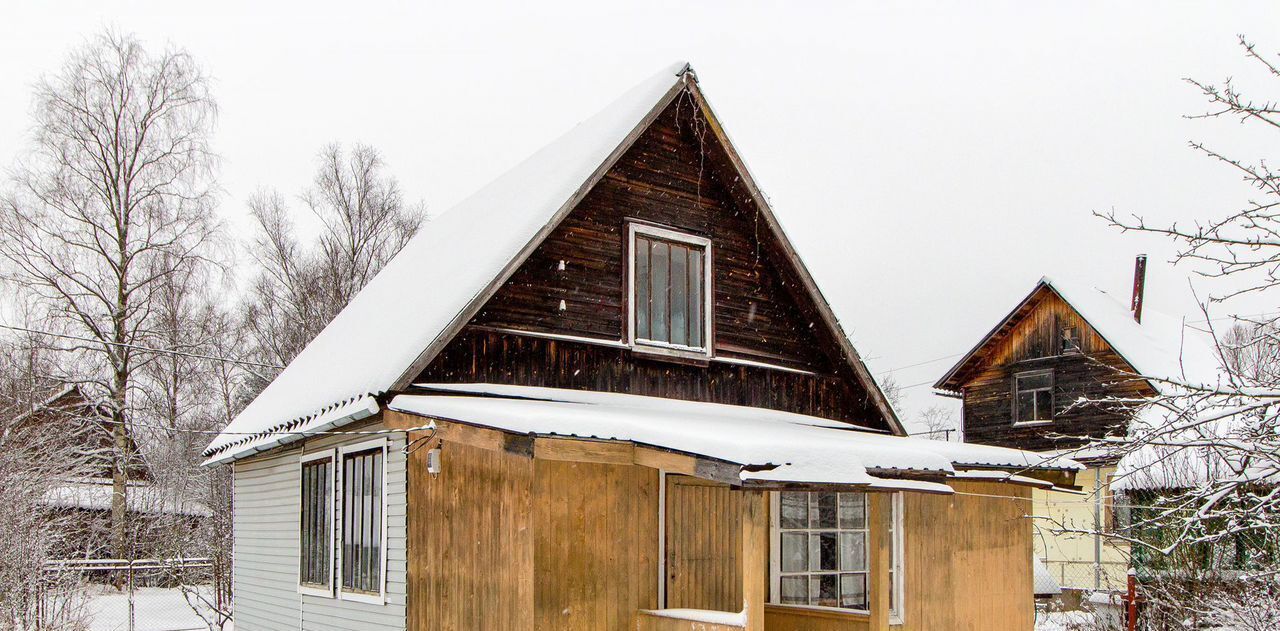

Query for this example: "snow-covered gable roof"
[43,478,211,517]
[390,383,1080,491]
[1044,276,1222,391]
[206,63,903,464]
[935,275,1223,395]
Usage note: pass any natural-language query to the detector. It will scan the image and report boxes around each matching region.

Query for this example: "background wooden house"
[932,260,1220,594]
[9,385,208,561]
[207,63,1080,631]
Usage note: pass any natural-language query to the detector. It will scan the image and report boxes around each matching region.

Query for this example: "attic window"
[628,223,712,357]
[1060,326,1081,354]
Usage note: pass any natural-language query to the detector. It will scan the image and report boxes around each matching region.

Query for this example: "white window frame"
[627,222,713,359]
[298,448,336,598]
[767,491,905,619]
[1012,369,1054,427]
[336,437,389,606]
[768,491,871,614]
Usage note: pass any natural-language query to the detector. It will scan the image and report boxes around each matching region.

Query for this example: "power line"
[877,352,965,375]
[0,323,284,370]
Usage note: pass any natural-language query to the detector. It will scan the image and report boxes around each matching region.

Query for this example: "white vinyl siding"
[232,420,406,631]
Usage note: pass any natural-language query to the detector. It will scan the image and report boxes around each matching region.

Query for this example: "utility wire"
[0,323,284,370]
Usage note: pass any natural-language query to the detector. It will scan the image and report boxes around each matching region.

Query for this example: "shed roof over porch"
[390,383,1081,492]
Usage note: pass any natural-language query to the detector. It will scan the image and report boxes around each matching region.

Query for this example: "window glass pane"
[838,493,865,529]
[1017,373,1051,390]
[811,493,837,528]
[1016,391,1036,422]
[342,448,383,593]
[650,241,669,342]
[1035,390,1053,421]
[840,573,867,610]
[780,532,807,573]
[780,576,807,604]
[670,243,688,346]
[810,574,839,608]
[1061,327,1080,353]
[688,249,703,348]
[302,461,324,585]
[839,532,866,571]
[780,493,807,529]
[772,491,885,612]
[631,230,708,350]
[635,239,650,340]
[810,532,839,571]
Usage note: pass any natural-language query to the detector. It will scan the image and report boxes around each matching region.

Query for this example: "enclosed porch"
[387,384,1078,631]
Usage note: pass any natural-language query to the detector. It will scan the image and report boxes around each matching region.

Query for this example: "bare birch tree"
[1087,36,1280,612]
[916,405,957,441]
[0,31,220,561]
[242,143,424,385]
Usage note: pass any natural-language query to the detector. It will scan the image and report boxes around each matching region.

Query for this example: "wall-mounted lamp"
[426,447,442,477]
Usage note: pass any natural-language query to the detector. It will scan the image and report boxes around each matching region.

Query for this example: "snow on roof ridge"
[1039,275,1223,391]
[205,63,690,461]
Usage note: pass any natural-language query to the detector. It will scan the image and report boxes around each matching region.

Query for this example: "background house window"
[341,445,384,597]
[300,453,333,592]
[774,491,870,610]
[1014,371,1053,423]
[1060,326,1081,354]
[630,224,710,353]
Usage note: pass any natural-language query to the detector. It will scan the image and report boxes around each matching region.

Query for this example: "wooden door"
[664,475,742,611]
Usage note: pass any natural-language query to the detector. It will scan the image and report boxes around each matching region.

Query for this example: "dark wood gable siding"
[417,91,888,431]
[470,98,832,371]
[960,290,1156,451]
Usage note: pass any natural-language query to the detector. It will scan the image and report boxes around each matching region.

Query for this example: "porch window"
[299,451,334,595]
[629,223,711,356]
[770,491,904,616]
[340,441,385,601]
[772,492,868,609]
[1013,370,1054,424]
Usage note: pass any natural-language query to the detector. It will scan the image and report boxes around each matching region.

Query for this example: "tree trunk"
[111,371,129,564]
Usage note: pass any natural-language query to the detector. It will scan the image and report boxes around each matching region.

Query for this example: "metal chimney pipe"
[1131,255,1147,323]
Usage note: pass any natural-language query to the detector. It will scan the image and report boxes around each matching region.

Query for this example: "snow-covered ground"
[1036,611,1102,631]
[85,585,222,631]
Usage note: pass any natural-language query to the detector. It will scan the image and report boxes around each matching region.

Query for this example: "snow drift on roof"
[1042,275,1224,392]
[44,479,210,517]
[390,383,1079,489]
[204,63,690,461]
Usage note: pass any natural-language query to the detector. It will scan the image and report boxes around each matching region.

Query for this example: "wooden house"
[206,63,1080,631]
[932,263,1219,593]
[9,385,207,560]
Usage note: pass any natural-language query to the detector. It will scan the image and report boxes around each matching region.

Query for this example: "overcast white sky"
[4,1,1279,431]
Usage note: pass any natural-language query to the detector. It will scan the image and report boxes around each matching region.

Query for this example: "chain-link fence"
[34,558,231,631]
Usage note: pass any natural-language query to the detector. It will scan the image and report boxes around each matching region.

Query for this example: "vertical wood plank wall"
[407,439,534,631]
[534,460,660,631]
[407,434,1034,631]
[897,481,1034,631]
[664,476,742,611]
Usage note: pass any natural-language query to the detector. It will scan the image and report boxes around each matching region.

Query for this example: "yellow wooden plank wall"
[407,438,535,631]
[534,460,660,631]
[665,476,743,612]
[897,481,1034,631]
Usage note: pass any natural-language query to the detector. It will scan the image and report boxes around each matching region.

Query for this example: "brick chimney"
[1131,254,1147,323]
